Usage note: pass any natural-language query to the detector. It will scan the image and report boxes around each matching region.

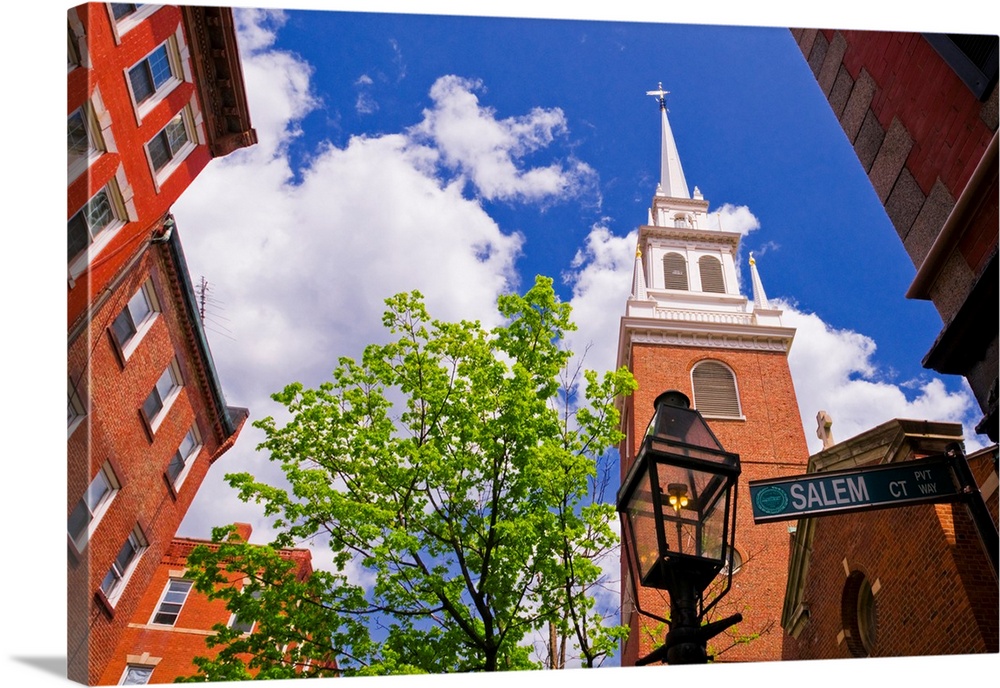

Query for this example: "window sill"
[68,415,86,440]
[94,588,117,619]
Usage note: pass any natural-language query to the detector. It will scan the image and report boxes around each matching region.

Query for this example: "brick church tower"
[618,86,811,664]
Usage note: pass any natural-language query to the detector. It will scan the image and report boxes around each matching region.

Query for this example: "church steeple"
[616,84,809,668]
[646,82,690,199]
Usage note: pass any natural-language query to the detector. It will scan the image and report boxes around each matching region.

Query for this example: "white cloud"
[782,303,982,453]
[234,8,287,53]
[713,202,760,236]
[565,223,637,376]
[411,75,599,203]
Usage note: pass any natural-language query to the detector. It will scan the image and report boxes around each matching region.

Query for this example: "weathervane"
[646,81,669,109]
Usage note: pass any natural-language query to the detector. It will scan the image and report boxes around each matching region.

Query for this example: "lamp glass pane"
[625,483,659,580]
[655,462,728,561]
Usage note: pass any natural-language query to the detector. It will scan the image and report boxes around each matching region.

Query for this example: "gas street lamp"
[617,390,743,665]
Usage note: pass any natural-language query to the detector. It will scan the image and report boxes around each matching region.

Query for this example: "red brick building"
[791,29,998,443]
[780,419,998,660]
[99,524,314,685]
[67,4,255,684]
[617,90,811,664]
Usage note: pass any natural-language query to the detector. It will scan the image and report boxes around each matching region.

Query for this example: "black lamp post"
[617,390,743,665]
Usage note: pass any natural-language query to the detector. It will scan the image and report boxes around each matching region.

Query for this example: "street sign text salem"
[749,456,959,523]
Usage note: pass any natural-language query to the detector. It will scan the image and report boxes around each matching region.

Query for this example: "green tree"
[181,276,635,679]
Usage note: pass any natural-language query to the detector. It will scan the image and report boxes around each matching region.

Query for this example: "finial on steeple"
[646,82,669,110]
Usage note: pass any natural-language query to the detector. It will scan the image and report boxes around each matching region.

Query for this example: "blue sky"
[7,2,998,687]
[170,3,988,549]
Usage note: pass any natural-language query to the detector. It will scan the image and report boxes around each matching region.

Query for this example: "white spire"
[631,246,648,301]
[646,83,690,199]
[749,252,770,309]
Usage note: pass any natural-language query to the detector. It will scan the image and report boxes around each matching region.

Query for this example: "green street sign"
[749,456,960,523]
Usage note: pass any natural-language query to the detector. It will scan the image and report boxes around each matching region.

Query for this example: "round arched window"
[842,571,877,657]
[691,360,741,418]
[663,252,688,290]
[719,546,743,576]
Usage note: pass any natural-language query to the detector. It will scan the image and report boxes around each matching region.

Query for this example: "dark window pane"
[67,500,89,541]
[68,212,89,261]
[143,389,163,421]
[129,61,154,103]
[112,309,136,347]
[111,4,138,20]
[115,537,137,572]
[148,131,171,171]
[101,567,119,595]
[68,110,90,164]
[166,453,185,483]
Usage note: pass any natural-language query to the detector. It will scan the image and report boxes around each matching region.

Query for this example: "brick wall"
[785,499,998,659]
[99,530,314,685]
[791,28,998,318]
[68,3,213,330]
[67,243,243,684]
[620,343,810,664]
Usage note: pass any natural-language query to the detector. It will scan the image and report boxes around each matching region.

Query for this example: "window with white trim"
[111,3,139,20]
[68,22,81,69]
[101,525,147,603]
[228,589,262,635]
[150,578,193,625]
[145,108,196,186]
[698,255,725,294]
[166,425,201,490]
[129,43,173,104]
[142,359,182,432]
[663,252,688,290]
[119,664,154,685]
[68,106,105,183]
[68,376,87,437]
[68,183,127,270]
[691,360,742,418]
[112,280,159,358]
[126,37,182,120]
[68,462,120,551]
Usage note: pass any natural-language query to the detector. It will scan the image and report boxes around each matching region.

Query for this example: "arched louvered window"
[673,214,687,228]
[692,360,741,418]
[699,255,725,293]
[663,252,688,290]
